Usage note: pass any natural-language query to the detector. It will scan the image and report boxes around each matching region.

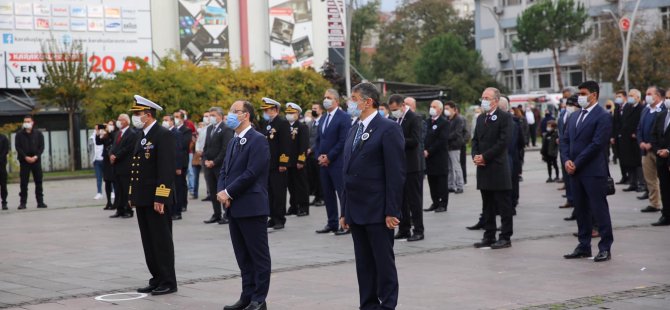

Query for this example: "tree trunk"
[68,108,75,172]
[551,47,564,91]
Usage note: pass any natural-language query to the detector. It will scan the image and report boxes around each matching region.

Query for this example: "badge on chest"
[268,128,277,140]
[291,127,298,140]
[144,142,154,159]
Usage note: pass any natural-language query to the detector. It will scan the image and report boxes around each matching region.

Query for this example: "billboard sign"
[178,0,229,64]
[269,0,314,69]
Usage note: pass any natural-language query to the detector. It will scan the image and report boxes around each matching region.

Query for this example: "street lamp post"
[603,0,642,92]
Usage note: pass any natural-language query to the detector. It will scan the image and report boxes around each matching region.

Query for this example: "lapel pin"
[491,115,497,121]
[140,138,147,146]
[361,133,370,141]
[432,124,437,130]
[266,125,272,131]
[240,138,247,145]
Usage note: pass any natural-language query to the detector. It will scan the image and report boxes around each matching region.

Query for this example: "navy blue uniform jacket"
[560,105,612,177]
[341,113,405,225]
[218,127,271,218]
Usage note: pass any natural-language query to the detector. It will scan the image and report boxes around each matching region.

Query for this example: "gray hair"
[118,114,130,122]
[629,88,641,99]
[325,88,340,101]
[485,87,501,101]
[430,100,443,110]
[499,97,510,112]
[209,107,224,117]
[352,82,380,107]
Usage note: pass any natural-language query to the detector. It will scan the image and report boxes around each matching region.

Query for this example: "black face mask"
[606,105,612,109]
[311,110,318,117]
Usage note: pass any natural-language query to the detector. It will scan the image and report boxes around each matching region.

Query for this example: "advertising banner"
[178,0,229,64]
[269,0,314,69]
[0,0,153,89]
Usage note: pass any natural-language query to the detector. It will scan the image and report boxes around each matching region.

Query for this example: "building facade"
[475,0,670,94]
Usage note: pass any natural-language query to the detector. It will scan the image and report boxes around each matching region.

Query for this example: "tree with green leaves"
[514,0,590,91]
[38,39,99,171]
[350,0,380,69]
[372,0,473,82]
[414,33,502,105]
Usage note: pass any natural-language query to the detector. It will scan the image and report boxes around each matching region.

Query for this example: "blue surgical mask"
[262,112,271,121]
[226,112,241,129]
[614,98,623,105]
[347,101,361,117]
[480,100,491,112]
[379,109,385,117]
[627,96,635,104]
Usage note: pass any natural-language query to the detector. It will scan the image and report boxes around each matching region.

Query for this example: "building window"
[502,70,523,91]
[504,28,518,51]
[590,15,613,39]
[503,0,522,6]
[561,66,584,87]
[531,68,553,90]
[662,7,670,31]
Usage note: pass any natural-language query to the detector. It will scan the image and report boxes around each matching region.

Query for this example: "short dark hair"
[173,111,185,119]
[566,94,579,106]
[578,81,600,99]
[23,115,34,121]
[615,90,627,97]
[352,82,380,109]
[444,101,457,110]
[547,120,558,128]
[379,102,390,110]
[387,94,404,106]
[241,100,255,121]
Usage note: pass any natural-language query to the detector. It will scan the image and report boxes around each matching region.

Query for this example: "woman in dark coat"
[96,120,117,210]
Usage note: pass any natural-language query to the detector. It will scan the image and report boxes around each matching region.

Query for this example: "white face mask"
[566,106,577,114]
[577,96,589,108]
[429,108,437,117]
[391,109,403,119]
[665,99,670,110]
[480,100,491,112]
[106,125,115,132]
[443,109,451,117]
[161,121,170,128]
[209,116,218,125]
[174,118,183,127]
[286,114,297,123]
[131,115,145,129]
[116,120,122,129]
[304,116,313,123]
[323,99,334,110]
[645,95,655,105]
[547,127,554,132]
[23,122,33,129]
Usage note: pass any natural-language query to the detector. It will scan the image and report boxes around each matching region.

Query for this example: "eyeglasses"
[230,110,245,114]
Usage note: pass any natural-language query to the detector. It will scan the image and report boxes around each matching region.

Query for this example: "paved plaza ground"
[1,154,669,309]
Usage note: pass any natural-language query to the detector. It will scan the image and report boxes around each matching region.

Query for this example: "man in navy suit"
[561,81,614,263]
[217,100,271,310]
[340,82,405,310]
[315,89,352,235]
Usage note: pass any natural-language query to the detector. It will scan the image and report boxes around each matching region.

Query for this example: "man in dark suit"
[423,100,450,213]
[15,115,46,210]
[260,97,291,230]
[559,95,579,214]
[109,114,138,218]
[315,89,352,235]
[307,103,324,206]
[472,87,514,249]
[649,90,670,226]
[161,115,186,221]
[173,111,193,216]
[561,81,614,262]
[203,107,234,225]
[614,90,645,193]
[128,95,177,295]
[388,94,424,242]
[217,100,271,310]
[340,82,405,310]
[0,133,8,210]
[284,102,310,217]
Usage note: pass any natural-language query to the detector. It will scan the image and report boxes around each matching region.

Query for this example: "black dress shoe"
[266,221,275,228]
[651,217,670,226]
[622,186,637,192]
[311,199,325,206]
[224,299,251,310]
[296,210,309,217]
[243,301,267,310]
[110,213,122,218]
[17,204,26,210]
[593,251,611,262]
[172,215,182,220]
[564,215,576,221]
[564,249,592,259]
[151,286,177,295]
[37,203,47,209]
[435,206,447,213]
[218,217,230,224]
[637,192,649,200]
[394,231,411,239]
[104,203,114,210]
[636,187,646,193]
[466,222,484,230]
[407,234,424,242]
[1,204,7,210]
[182,206,187,212]
[204,215,221,224]
[561,194,567,198]
[423,204,437,212]
[137,285,157,293]
[122,212,134,218]
[490,239,511,249]
[316,226,336,234]
[448,188,456,193]
[455,188,464,194]
[201,196,212,201]
[640,206,660,213]
[334,228,350,236]
[474,239,496,248]
[273,223,285,230]
[286,207,297,216]
[559,202,573,209]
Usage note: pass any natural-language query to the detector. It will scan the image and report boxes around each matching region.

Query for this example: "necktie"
[352,123,364,152]
[576,110,588,128]
[116,131,122,144]
[322,113,331,133]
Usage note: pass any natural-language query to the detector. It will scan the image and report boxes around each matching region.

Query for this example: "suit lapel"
[575,106,600,138]
[350,115,379,161]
